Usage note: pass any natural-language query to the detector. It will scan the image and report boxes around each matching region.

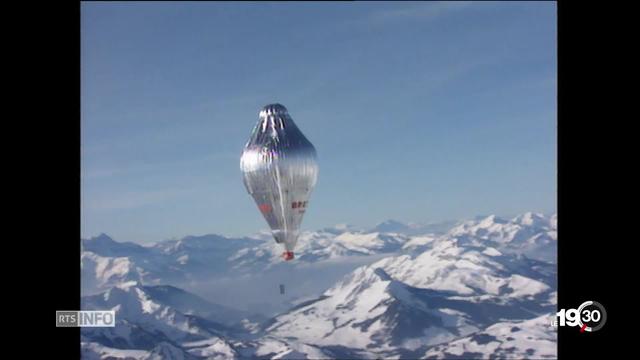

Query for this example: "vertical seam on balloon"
[274,162,288,247]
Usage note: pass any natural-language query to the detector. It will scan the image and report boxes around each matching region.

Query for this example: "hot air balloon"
[240,104,319,261]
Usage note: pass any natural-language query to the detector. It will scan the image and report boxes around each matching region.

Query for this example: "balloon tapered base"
[282,251,294,261]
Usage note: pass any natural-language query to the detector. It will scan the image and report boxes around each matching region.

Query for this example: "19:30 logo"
[556,301,607,332]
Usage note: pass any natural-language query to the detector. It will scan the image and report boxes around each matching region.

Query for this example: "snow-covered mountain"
[80,212,557,359]
[82,230,410,295]
[82,213,555,294]
[81,234,262,294]
[263,243,555,358]
[448,212,557,262]
[369,219,460,236]
[266,266,465,356]
[82,233,151,257]
[81,282,246,359]
[370,219,414,234]
[422,314,557,359]
[229,230,409,268]
[82,251,144,291]
[81,283,348,359]
[82,282,235,343]
[374,239,555,298]
[82,341,203,360]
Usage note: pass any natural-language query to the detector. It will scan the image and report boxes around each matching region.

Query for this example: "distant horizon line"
[81,210,557,244]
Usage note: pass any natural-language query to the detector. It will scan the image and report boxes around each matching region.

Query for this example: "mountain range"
[81,212,557,359]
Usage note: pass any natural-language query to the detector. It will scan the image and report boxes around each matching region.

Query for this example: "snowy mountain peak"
[94,233,116,242]
[478,215,508,226]
[371,219,411,233]
[333,231,408,254]
[81,251,143,292]
[82,233,149,258]
[157,234,254,254]
[267,263,449,352]
[100,282,157,314]
[321,223,359,235]
[82,233,117,249]
[324,264,394,298]
[446,213,556,262]
[512,212,547,227]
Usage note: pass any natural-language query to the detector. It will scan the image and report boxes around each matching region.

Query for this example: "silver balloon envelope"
[240,104,318,260]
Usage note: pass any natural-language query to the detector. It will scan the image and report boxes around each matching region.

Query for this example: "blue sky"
[81,1,556,243]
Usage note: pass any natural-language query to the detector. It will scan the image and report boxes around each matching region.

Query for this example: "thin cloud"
[350,1,474,28]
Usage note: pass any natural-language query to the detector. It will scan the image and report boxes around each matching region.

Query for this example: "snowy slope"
[262,225,556,357]
[137,285,259,326]
[422,314,557,359]
[82,233,151,257]
[402,235,437,252]
[265,266,472,353]
[81,282,243,352]
[81,234,261,293]
[81,341,150,360]
[81,341,202,360]
[448,213,557,262]
[373,238,555,299]
[265,261,554,356]
[80,283,280,359]
[82,251,143,292]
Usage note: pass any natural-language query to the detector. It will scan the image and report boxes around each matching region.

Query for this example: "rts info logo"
[56,311,116,327]
[551,301,607,332]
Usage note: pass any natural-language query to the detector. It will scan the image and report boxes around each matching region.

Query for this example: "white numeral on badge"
[582,309,600,322]
[557,308,580,326]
